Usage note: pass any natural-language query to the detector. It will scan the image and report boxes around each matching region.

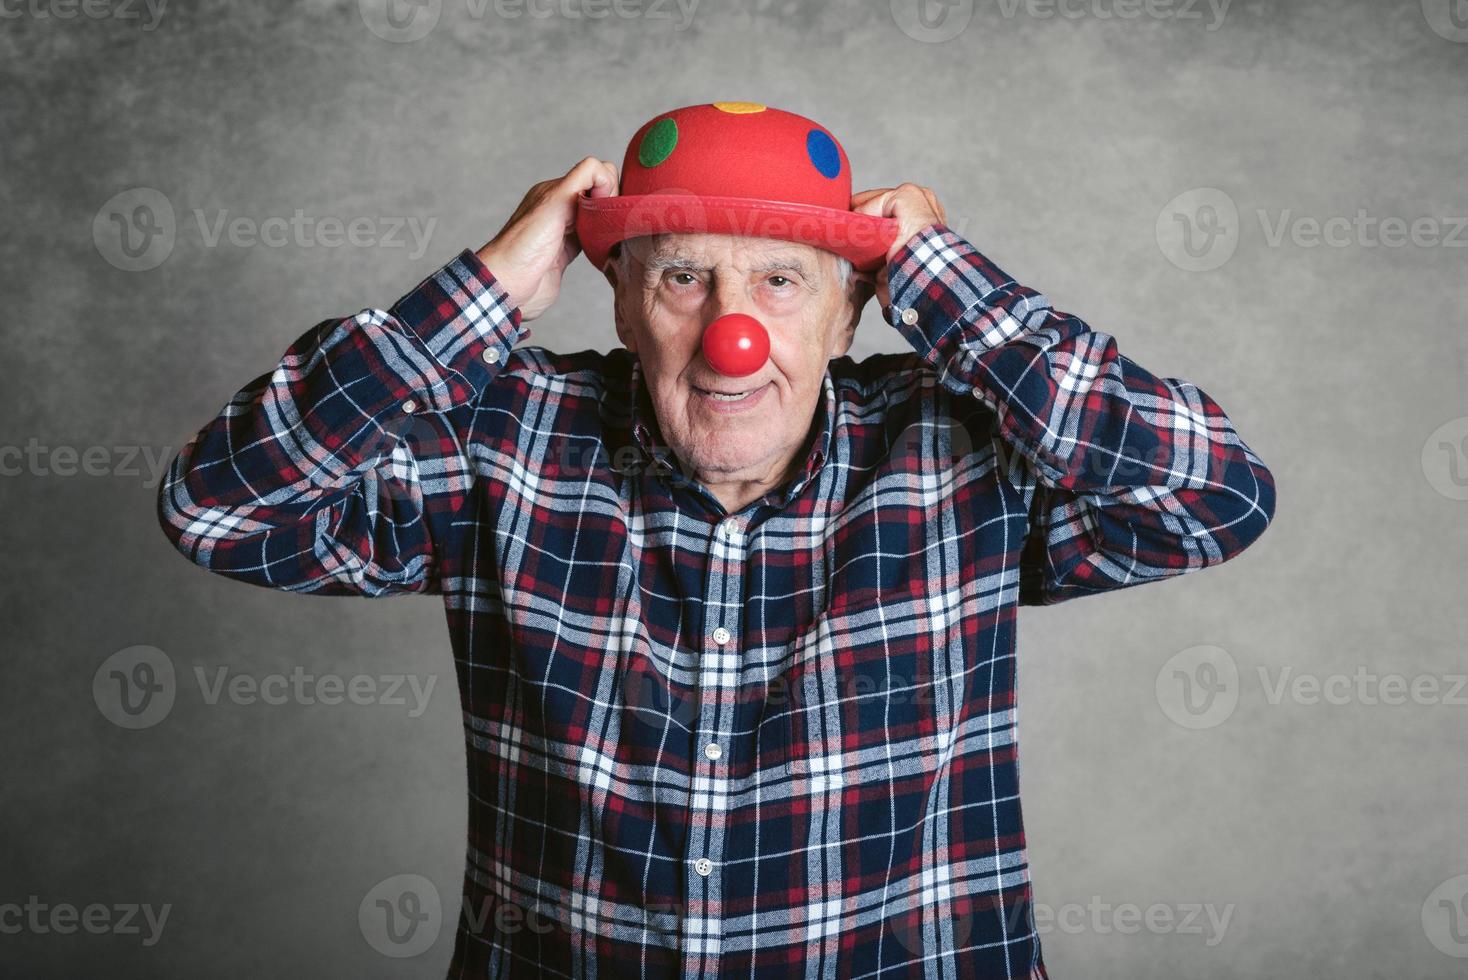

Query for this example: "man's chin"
[680,443,777,482]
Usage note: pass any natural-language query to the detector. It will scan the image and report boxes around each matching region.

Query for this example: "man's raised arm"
[884,220,1276,606]
[157,252,525,596]
[157,157,620,596]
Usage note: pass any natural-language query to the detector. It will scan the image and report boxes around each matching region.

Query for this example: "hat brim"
[576,193,899,274]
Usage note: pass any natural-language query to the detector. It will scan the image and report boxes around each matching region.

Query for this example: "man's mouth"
[692,382,768,402]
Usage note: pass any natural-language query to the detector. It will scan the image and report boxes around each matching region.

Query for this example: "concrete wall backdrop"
[2,0,1465,976]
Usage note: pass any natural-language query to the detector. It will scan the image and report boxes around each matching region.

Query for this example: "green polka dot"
[638,118,678,168]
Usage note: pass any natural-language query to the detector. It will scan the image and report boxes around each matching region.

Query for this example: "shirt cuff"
[388,247,528,399]
[884,222,1019,364]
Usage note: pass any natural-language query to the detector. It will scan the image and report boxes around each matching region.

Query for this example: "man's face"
[603,232,864,487]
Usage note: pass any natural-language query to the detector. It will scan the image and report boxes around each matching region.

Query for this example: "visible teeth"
[707,389,750,401]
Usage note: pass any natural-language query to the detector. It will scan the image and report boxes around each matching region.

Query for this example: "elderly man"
[159,102,1275,978]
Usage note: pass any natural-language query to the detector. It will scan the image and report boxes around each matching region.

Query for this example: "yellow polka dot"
[712,101,766,114]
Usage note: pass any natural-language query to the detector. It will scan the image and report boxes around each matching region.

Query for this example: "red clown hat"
[576,102,899,273]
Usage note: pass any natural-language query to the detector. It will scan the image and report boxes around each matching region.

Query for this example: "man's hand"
[475,156,620,322]
[850,183,947,312]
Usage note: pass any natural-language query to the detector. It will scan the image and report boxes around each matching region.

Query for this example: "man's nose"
[702,313,770,378]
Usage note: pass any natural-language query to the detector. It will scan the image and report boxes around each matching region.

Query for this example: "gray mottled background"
[3,0,1466,976]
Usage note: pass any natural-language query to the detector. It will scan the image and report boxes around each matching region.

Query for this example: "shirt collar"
[628,357,834,506]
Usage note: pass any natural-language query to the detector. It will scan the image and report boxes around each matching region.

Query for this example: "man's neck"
[700,445,806,515]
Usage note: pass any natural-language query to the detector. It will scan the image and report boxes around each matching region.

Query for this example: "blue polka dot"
[806,129,841,179]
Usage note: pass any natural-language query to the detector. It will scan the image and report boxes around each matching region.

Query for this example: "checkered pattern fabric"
[159,222,1275,978]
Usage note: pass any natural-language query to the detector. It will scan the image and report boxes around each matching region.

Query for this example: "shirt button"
[704,742,722,761]
[482,347,501,364]
[972,384,984,398]
[400,398,418,414]
[712,627,731,646]
[901,308,919,325]
[693,858,713,876]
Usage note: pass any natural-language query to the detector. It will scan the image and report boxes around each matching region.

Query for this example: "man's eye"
[768,275,792,288]
[670,272,699,286]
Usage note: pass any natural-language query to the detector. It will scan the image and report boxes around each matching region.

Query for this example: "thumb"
[850,188,895,218]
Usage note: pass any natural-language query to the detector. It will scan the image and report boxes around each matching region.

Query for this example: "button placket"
[680,516,746,976]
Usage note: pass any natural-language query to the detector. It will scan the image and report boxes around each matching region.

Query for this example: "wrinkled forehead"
[620,232,837,278]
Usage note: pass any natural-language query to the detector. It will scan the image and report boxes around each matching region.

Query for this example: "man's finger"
[850,188,894,214]
[589,159,620,199]
[567,156,619,200]
[851,195,892,218]
[920,187,946,224]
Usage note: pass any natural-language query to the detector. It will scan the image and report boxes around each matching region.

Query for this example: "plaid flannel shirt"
[159,222,1276,978]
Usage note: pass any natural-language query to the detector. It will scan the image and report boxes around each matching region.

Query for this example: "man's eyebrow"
[641,251,706,273]
[750,256,815,279]
[641,250,818,279]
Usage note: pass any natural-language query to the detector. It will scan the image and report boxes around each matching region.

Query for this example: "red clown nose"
[701,313,770,377]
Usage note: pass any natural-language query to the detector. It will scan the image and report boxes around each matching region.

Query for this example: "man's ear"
[830,267,876,359]
[849,267,877,314]
[603,249,639,354]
